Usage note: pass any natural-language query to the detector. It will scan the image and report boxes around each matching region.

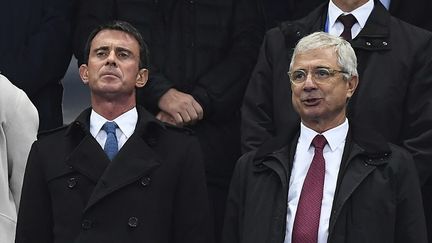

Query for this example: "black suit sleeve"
[15,143,54,243]
[73,0,115,65]
[402,33,432,186]
[240,30,279,153]
[394,147,428,243]
[189,0,264,120]
[8,0,73,96]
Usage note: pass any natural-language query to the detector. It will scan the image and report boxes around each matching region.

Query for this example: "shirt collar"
[90,107,138,138]
[299,118,349,151]
[328,0,374,30]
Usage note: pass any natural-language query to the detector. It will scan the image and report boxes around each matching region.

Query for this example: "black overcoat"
[15,106,212,243]
[223,123,427,243]
[73,2,264,238]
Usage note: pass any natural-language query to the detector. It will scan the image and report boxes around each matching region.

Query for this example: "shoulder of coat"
[37,125,68,139]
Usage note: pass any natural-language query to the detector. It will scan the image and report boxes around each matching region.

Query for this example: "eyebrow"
[92,46,133,54]
[93,46,109,52]
[294,65,331,71]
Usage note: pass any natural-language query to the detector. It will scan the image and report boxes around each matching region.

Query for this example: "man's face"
[290,47,357,132]
[79,29,147,101]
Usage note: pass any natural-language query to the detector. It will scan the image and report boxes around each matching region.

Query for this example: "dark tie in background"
[338,14,357,41]
[292,134,328,243]
[103,121,119,160]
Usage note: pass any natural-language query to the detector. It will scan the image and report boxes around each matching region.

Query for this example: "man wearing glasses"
[222,32,427,243]
[241,0,432,239]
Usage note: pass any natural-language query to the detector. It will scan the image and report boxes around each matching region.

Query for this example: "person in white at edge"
[0,74,38,243]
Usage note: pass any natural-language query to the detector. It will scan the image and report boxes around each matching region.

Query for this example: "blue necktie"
[102,121,118,160]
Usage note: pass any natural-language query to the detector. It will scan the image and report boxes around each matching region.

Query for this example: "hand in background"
[157,88,204,126]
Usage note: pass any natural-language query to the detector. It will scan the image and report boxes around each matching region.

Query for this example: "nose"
[302,72,317,91]
[105,50,117,66]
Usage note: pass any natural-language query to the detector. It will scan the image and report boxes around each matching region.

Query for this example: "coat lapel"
[65,134,111,184]
[64,108,110,184]
[84,107,164,211]
[328,123,391,235]
[328,143,375,234]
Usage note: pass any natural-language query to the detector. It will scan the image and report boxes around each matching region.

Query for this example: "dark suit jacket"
[15,106,212,243]
[260,0,325,29]
[389,0,432,31]
[0,0,74,130]
[223,122,427,243]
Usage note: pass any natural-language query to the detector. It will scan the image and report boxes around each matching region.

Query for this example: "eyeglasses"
[288,67,348,84]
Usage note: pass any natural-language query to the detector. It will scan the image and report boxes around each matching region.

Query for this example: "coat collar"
[351,0,392,50]
[250,121,392,185]
[64,106,167,210]
[279,0,391,51]
[253,121,391,163]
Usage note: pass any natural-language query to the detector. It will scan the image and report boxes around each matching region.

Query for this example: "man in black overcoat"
[241,0,432,239]
[223,32,427,243]
[73,1,264,240]
[15,21,212,243]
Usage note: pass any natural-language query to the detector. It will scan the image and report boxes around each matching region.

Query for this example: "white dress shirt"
[379,0,391,9]
[328,0,374,39]
[90,107,138,151]
[284,119,349,243]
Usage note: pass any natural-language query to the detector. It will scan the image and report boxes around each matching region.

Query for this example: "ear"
[346,75,358,98]
[79,64,89,85]
[135,68,148,88]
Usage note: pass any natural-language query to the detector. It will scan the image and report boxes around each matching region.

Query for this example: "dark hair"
[83,20,149,68]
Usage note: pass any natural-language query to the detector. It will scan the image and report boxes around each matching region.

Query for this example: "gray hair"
[289,32,358,80]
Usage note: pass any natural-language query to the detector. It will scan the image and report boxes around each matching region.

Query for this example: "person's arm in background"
[141,0,264,126]
[6,0,73,97]
[402,32,432,187]
[73,0,113,66]
[240,30,279,153]
[394,147,428,243]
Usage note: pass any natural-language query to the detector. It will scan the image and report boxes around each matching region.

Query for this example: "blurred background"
[62,57,90,124]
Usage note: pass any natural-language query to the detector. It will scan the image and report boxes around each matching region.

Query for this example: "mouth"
[301,97,322,106]
[100,69,121,79]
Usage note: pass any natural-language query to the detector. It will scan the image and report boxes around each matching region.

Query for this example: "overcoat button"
[82,219,92,230]
[128,217,139,228]
[141,176,151,187]
[68,177,77,189]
